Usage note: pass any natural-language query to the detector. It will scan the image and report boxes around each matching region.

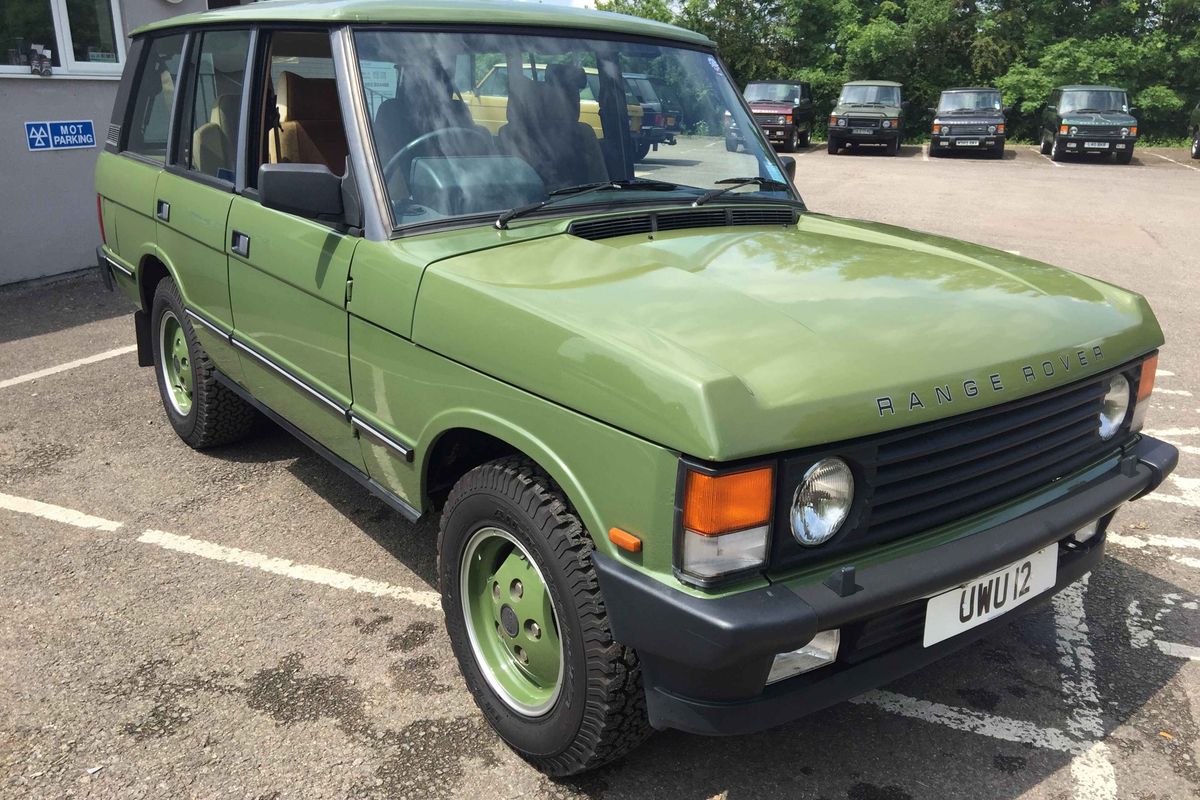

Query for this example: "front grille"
[1077,126,1121,136]
[771,366,1140,570]
[948,124,989,135]
[847,118,880,128]
[754,114,785,125]
[568,206,797,241]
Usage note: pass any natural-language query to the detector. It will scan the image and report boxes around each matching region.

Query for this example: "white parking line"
[1029,146,1064,168]
[1157,389,1194,397]
[1144,476,1200,508]
[0,345,137,390]
[1157,640,1200,660]
[1150,152,1200,172]
[1127,598,1200,661]
[1108,532,1200,551]
[922,144,929,162]
[139,529,442,609]
[0,491,123,531]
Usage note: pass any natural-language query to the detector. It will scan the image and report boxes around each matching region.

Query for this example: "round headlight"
[1069,126,1078,136]
[882,119,892,128]
[1120,127,1130,136]
[988,125,997,134]
[942,125,951,136]
[1099,374,1131,440]
[791,458,854,546]
[837,118,847,127]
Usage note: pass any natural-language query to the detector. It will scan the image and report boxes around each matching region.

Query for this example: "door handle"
[155,199,170,222]
[230,230,250,258]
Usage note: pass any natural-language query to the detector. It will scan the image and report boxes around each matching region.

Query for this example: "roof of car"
[747,80,804,85]
[942,86,999,93]
[133,0,715,46]
[1057,84,1126,92]
[843,79,902,87]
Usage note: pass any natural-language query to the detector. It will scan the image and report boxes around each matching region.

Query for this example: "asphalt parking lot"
[2,140,1198,799]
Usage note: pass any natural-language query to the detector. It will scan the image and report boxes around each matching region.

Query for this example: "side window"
[477,66,508,97]
[124,33,186,161]
[175,29,251,181]
[250,30,348,184]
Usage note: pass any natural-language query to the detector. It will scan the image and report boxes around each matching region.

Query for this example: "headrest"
[276,71,340,122]
[546,63,586,91]
[210,94,241,130]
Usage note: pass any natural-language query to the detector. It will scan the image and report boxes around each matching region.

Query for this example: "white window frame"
[0,0,127,80]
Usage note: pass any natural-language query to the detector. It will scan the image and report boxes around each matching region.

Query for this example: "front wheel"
[151,278,257,449]
[1040,132,1052,155]
[633,141,652,162]
[724,135,738,153]
[798,129,811,148]
[992,142,1006,159]
[439,457,651,776]
[1191,133,1199,159]
[827,138,839,155]
[887,137,900,156]
[779,129,797,153]
[1050,135,1066,162]
[1115,148,1134,164]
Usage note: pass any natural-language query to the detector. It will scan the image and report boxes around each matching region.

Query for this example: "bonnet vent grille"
[568,206,797,241]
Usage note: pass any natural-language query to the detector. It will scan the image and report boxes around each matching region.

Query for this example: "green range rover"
[95,0,1178,776]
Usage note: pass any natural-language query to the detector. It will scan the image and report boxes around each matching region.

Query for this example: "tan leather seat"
[498,63,608,191]
[270,71,348,175]
[192,93,240,178]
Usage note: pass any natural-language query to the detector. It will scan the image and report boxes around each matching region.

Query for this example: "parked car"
[1189,100,1200,159]
[828,80,904,155]
[929,86,1007,158]
[1039,85,1139,163]
[733,80,814,152]
[624,72,675,160]
[646,75,683,143]
[96,0,1177,776]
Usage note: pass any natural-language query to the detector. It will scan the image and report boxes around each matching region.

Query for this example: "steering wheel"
[382,126,494,185]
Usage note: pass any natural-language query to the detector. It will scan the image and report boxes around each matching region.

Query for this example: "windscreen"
[354,29,793,228]
[839,84,901,106]
[1060,90,1129,114]
[744,83,801,104]
[938,91,1001,114]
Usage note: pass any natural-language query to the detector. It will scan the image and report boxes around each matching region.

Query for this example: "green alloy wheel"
[159,311,194,416]
[461,526,564,715]
[440,457,651,776]
[150,278,257,449]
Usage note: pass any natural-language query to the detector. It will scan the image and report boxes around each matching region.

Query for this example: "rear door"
[155,28,253,377]
[226,29,362,467]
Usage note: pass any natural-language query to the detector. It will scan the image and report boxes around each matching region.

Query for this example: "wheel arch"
[136,246,182,312]
[419,413,604,541]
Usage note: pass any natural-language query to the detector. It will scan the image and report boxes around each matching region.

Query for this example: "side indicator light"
[608,527,642,553]
[1138,354,1157,401]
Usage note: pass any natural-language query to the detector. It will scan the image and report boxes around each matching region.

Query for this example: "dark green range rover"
[1039,85,1139,163]
[95,0,1177,776]
[929,86,1007,158]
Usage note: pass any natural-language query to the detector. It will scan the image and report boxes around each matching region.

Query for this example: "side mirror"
[926,106,937,114]
[259,163,344,223]
[779,155,796,180]
[1003,105,1013,115]
[1128,106,1138,116]
[1046,105,1056,112]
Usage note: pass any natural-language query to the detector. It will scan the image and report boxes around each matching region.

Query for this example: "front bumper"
[933,134,1005,150]
[595,435,1177,736]
[829,128,899,144]
[756,123,796,142]
[1060,135,1138,154]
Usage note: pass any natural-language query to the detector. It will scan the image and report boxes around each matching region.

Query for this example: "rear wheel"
[724,135,738,152]
[633,141,651,162]
[798,129,810,148]
[1191,132,1199,159]
[150,278,256,449]
[440,457,651,776]
[1040,131,1052,155]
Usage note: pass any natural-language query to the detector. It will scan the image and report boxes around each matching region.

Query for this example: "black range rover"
[1039,85,1139,163]
[929,87,1007,158]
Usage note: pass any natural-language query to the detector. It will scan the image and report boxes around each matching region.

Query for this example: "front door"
[227,29,362,467]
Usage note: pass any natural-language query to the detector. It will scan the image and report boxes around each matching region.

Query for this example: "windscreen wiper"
[495,178,680,229]
[693,177,791,207]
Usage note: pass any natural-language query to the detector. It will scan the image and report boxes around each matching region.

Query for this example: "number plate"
[923,547,1057,647]
[957,139,980,147]
[852,128,873,135]
[1085,141,1110,149]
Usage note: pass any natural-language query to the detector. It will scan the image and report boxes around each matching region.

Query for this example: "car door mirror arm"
[259,163,350,229]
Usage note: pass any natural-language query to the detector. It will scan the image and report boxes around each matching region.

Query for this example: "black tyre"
[1050,135,1066,162]
[439,457,651,776]
[798,129,810,148]
[887,137,900,156]
[724,135,739,152]
[827,138,838,154]
[634,141,652,162]
[992,142,1005,159]
[779,129,797,152]
[150,278,257,449]
[1115,149,1134,165]
[1040,132,1052,155]
[1190,133,1199,160]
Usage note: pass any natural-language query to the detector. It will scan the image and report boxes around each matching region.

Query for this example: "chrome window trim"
[332,26,392,241]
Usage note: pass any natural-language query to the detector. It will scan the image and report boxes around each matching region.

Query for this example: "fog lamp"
[1073,519,1101,544]
[1098,374,1132,440]
[767,630,840,684]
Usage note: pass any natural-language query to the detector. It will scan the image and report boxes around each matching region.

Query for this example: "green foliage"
[598,0,1200,140]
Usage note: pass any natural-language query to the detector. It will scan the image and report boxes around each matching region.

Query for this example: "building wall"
[0,0,206,285]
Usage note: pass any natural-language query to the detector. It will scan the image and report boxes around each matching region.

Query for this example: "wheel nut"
[526,621,541,639]
[514,645,528,664]
[491,582,500,601]
[510,579,523,599]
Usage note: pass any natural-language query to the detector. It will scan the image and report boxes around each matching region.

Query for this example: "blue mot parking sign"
[25,120,96,152]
